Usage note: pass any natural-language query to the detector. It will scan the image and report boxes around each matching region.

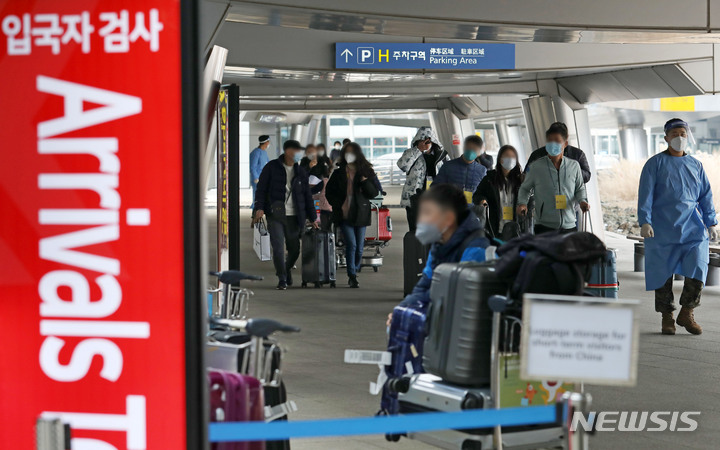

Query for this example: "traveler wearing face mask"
[388,184,488,322]
[524,122,591,183]
[301,144,330,180]
[330,141,343,163]
[638,118,718,336]
[473,145,524,237]
[433,135,488,203]
[517,131,589,234]
[397,127,449,232]
[326,143,380,288]
[302,144,333,230]
[253,140,318,290]
[316,143,332,171]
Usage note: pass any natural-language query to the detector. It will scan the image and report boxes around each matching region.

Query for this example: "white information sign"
[521,294,639,386]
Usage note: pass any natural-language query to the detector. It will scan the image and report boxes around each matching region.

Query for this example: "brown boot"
[676,307,702,335]
[661,312,676,335]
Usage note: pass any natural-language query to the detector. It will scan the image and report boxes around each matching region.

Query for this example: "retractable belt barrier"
[209,405,557,442]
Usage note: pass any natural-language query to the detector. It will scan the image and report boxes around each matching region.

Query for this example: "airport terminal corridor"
[207,206,720,450]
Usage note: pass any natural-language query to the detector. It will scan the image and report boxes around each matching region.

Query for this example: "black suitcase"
[423,261,508,386]
[208,330,291,450]
[301,229,336,288]
[403,231,430,296]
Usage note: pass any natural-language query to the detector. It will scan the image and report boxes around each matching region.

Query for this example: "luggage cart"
[361,199,392,272]
[390,295,566,449]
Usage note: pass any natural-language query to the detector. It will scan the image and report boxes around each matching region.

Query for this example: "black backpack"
[495,231,607,302]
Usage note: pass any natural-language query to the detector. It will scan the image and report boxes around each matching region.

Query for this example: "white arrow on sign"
[341,48,353,62]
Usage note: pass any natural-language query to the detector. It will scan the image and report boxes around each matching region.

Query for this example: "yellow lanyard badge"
[464,191,473,204]
[502,206,514,220]
[555,194,568,210]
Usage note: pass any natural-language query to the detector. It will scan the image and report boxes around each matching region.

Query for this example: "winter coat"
[434,157,487,193]
[255,155,317,228]
[518,156,587,230]
[525,144,591,183]
[473,169,522,237]
[397,127,448,208]
[399,210,489,309]
[325,163,380,226]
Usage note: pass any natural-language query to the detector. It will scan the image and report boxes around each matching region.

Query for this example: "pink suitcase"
[209,370,266,450]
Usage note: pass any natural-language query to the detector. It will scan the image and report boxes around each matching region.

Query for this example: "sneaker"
[348,275,359,288]
[276,281,287,290]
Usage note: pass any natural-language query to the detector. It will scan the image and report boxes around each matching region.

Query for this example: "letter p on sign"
[358,47,374,64]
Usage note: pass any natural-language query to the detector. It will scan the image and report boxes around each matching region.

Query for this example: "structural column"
[429,109,464,158]
[618,126,648,161]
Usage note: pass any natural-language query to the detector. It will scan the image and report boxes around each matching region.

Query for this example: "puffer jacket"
[397,127,448,208]
[434,157,487,193]
[255,155,317,227]
[399,209,489,310]
[518,156,587,230]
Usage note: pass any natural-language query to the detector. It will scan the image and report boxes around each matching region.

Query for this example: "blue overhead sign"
[335,43,515,70]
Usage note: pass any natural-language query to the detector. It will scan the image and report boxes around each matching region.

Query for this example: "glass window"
[373,137,393,146]
[373,147,393,158]
[354,117,372,126]
[330,118,349,126]
[355,137,371,148]
[395,137,408,148]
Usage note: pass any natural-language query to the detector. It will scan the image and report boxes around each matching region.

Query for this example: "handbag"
[253,219,272,261]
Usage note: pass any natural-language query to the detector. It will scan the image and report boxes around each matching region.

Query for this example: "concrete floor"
[208,207,720,450]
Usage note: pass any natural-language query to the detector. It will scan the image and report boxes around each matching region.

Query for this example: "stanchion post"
[560,391,592,450]
[488,295,509,450]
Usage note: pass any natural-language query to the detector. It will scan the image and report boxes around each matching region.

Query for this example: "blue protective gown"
[637,151,717,290]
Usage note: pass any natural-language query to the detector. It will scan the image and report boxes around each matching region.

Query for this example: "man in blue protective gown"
[250,135,271,206]
[638,118,719,335]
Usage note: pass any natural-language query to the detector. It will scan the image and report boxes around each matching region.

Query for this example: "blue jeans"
[340,222,366,276]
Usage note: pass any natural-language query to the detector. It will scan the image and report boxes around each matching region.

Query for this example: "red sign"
[0,1,194,449]
[452,134,461,146]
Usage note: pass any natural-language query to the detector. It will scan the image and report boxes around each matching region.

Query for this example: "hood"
[412,126,444,152]
[431,208,484,261]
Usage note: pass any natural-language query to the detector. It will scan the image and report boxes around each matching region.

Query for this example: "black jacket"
[525,145,591,183]
[300,157,330,179]
[473,170,521,237]
[325,163,380,226]
[255,155,317,227]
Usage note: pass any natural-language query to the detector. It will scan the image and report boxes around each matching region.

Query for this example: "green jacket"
[518,156,587,230]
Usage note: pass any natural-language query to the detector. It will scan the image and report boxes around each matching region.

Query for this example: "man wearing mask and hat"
[638,118,718,335]
[250,135,271,206]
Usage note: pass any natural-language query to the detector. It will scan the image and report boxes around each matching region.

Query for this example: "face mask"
[318,150,325,157]
[293,152,303,163]
[501,157,517,171]
[670,136,688,152]
[345,153,357,164]
[415,222,445,245]
[463,149,478,161]
[308,153,317,160]
[546,142,563,157]
[334,145,341,150]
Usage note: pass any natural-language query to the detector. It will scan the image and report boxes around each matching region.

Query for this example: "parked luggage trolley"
[207,271,300,450]
[361,197,392,272]
[387,295,566,449]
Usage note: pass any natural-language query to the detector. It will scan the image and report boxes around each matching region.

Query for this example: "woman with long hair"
[326,142,379,288]
[472,145,523,237]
